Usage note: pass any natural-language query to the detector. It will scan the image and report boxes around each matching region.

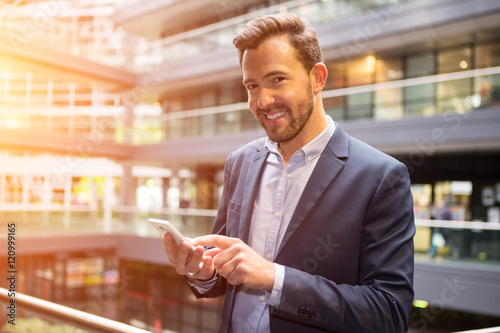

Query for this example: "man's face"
[241,36,315,144]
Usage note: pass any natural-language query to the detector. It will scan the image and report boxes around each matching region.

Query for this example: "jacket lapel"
[238,148,268,243]
[276,124,350,256]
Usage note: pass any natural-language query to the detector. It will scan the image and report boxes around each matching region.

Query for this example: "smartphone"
[148,218,195,253]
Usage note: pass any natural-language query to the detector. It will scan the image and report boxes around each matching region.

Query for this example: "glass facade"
[1,0,499,332]
[150,38,500,143]
[1,2,498,144]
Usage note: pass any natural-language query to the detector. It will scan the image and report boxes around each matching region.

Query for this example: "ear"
[311,63,328,94]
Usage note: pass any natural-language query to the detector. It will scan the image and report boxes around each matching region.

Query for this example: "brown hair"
[233,12,323,73]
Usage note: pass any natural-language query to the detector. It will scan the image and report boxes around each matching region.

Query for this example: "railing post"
[69,83,76,135]
[47,77,54,132]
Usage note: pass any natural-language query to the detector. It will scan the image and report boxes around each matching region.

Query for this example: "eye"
[273,77,285,83]
[246,83,257,90]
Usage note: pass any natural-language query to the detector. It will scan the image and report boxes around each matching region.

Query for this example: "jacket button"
[297,306,306,316]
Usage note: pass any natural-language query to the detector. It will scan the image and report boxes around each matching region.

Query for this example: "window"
[473,74,500,108]
[347,92,372,120]
[374,58,404,120]
[406,52,435,78]
[374,88,403,120]
[5,175,23,204]
[325,64,346,90]
[324,97,345,121]
[346,56,375,87]
[27,175,44,204]
[438,46,472,74]
[475,42,500,68]
[375,58,403,83]
[436,78,472,113]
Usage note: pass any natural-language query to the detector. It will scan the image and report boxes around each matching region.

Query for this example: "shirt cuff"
[266,263,284,308]
[186,274,218,294]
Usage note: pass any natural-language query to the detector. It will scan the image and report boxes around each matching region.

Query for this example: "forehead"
[241,36,305,79]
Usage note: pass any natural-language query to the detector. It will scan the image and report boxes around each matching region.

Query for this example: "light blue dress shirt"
[192,116,335,333]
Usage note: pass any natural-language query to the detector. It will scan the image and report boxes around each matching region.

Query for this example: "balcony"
[0,209,499,324]
[1,65,499,164]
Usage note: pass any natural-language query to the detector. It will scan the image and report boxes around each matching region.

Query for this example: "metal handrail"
[0,288,155,333]
[415,219,500,231]
[149,66,500,122]
[454,328,500,333]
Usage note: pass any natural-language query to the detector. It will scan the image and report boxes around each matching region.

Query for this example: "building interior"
[0,0,499,332]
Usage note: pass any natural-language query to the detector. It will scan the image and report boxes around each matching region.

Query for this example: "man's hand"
[194,235,275,291]
[162,233,216,281]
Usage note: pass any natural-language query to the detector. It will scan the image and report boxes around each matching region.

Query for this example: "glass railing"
[0,0,411,71]
[1,67,499,143]
[132,66,500,144]
[414,219,500,264]
[0,0,131,67]
[134,0,411,70]
[0,71,123,141]
[0,287,156,333]
[2,208,499,265]
[0,207,217,239]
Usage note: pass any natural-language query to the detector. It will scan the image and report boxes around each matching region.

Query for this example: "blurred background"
[0,0,499,332]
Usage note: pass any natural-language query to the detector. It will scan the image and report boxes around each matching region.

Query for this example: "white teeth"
[266,111,286,120]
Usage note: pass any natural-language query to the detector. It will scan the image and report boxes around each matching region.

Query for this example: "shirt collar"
[264,116,336,164]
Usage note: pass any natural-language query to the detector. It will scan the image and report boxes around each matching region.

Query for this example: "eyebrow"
[242,70,289,86]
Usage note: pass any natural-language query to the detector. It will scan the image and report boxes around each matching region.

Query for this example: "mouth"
[265,111,286,120]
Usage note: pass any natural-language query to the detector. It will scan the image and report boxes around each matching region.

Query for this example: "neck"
[278,111,329,165]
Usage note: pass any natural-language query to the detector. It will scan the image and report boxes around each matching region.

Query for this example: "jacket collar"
[276,123,350,256]
[238,147,268,243]
[238,122,350,247]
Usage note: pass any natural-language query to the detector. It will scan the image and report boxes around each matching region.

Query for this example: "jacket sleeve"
[270,162,415,333]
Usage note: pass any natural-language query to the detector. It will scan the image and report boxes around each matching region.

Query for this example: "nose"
[257,88,275,110]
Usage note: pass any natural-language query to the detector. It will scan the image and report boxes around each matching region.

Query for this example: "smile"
[266,111,286,120]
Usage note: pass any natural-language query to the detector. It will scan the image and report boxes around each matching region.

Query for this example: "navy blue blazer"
[190,124,415,333]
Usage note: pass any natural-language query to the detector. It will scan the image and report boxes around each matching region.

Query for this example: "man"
[163,13,415,333]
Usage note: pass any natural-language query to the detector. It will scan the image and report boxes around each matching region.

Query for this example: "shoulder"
[222,137,267,174]
[236,137,267,153]
[228,137,267,162]
[349,136,399,167]
[334,126,409,180]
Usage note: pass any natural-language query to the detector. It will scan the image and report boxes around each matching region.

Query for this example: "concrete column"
[123,102,134,145]
[89,176,97,211]
[195,165,217,210]
[120,162,136,207]
[179,175,186,205]
[162,177,170,208]
[63,175,71,230]
[42,173,51,209]
[22,174,28,207]
[64,175,72,210]
[103,174,113,233]
[120,162,136,224]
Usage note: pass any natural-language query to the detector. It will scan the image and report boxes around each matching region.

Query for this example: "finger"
[205,247,222,258]
[196,256,216,280]
[162,233,179,265]
[185,245,205,274]
[194,235,242,250]
[211,241,248,271]
[176,240,195,275]
[215,256,240,285]
[212,246,236,270]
